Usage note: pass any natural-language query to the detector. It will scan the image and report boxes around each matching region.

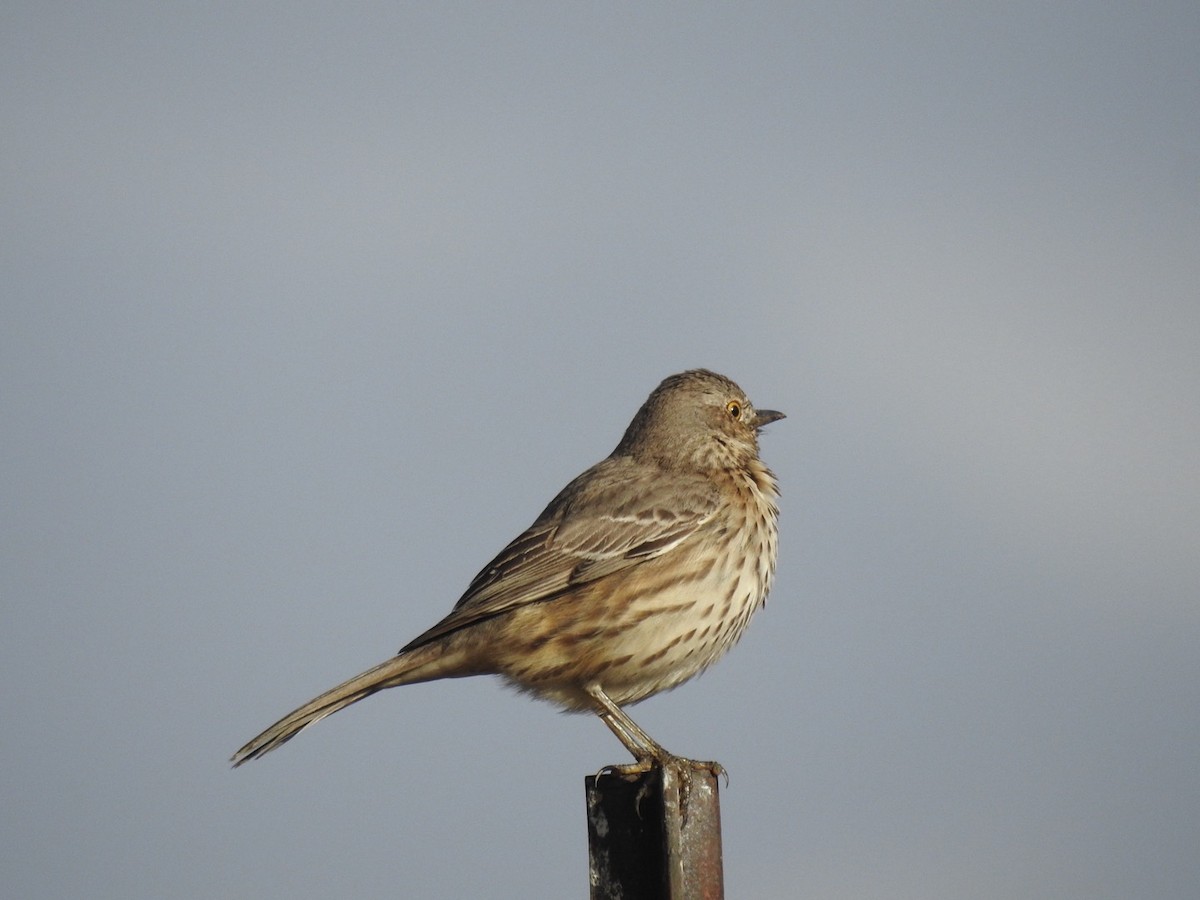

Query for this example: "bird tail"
[231,641,470,766]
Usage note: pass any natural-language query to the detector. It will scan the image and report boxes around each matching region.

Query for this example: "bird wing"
[398,457,719,652]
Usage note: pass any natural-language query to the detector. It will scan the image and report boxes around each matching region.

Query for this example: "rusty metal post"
[585,762,724,899]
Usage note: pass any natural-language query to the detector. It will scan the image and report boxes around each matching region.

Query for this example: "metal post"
[585,762,724,899]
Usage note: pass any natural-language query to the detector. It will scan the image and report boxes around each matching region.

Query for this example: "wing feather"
[399,457,718,651]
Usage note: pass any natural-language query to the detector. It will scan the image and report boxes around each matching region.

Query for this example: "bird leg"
[585,684,726,784]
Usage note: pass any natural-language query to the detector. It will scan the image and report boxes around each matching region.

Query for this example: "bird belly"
[491,543,768,710]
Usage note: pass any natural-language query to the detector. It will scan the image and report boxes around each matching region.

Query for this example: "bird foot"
[592,754,726,827]
[594,754,727,786]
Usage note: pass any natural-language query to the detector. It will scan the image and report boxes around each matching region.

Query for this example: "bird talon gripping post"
[232,369,783,771]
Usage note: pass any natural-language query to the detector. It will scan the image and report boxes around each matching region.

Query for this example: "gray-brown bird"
[232,369,782,770]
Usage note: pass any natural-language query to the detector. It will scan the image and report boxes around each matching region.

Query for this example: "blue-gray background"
[4,4,1198,898]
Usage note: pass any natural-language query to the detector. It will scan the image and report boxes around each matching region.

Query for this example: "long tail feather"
[231,642,464,766]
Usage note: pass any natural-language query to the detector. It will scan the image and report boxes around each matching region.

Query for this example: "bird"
[232,369,782,771]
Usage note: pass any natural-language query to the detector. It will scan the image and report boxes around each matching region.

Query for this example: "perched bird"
[232,369,783,770]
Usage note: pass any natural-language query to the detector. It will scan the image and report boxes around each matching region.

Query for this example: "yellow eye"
[726,400,742,420]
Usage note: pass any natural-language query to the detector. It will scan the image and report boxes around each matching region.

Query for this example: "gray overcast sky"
[3,3,1198,898]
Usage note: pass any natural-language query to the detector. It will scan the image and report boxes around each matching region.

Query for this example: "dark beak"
[754,408,785,428]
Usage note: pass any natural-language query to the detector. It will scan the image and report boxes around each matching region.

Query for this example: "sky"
[3,3,1198,898]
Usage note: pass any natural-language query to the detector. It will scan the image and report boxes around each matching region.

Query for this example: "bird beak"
[754,408,785,428]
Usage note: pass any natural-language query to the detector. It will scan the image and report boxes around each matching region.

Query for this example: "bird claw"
[593,758,653,782]
[594,754,728,787]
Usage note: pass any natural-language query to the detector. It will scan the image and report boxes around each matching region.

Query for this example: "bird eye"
[726,400,742,419]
